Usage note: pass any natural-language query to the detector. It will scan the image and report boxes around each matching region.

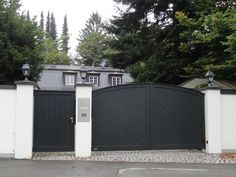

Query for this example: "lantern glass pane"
[81,72,86,79]
[209,77,213,82]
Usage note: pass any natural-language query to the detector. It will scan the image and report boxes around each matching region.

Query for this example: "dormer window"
[112,76,122,86]
[88,75,99,86]
[109,73,123,86]
[63,71,77,86]
[86,71,100,86]
[65,74,75,85]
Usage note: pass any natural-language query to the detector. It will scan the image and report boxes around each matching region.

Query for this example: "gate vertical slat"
[146,85,151,149]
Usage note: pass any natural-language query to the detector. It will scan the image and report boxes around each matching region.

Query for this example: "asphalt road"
[0,159,236,177]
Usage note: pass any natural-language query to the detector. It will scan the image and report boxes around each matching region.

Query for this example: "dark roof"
[37,64,134,91]
[180,78,236,89]
[44,64,125,72]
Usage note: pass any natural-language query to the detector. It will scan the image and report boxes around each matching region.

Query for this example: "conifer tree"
[76,12,113,66]
[26,10,30,20]
[108,0,236,84]
[45,11,50,34]
[40,11,44,31]
[79,12,104,41]
[61,15,70,54]
[50,13,57,40]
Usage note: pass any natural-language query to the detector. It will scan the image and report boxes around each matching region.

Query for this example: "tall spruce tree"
[40,11,44,31]
[61,15,70,54]
[79,12,104,41]
[26,10,30,20]
[108,0,236,84]
[76,12,114,66]
[45,11,50,34]
[50,13,57,40]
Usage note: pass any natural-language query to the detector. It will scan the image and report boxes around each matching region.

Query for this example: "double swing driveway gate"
[92,84,205,151]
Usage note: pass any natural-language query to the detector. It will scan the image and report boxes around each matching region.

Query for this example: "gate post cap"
[75,83,93,87]
[15,80,36,86]
[199,86,221,91]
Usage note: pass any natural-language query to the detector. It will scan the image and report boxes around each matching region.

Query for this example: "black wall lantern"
[80,65,88,84]
[22,63,30,80]
[205,71,214,87]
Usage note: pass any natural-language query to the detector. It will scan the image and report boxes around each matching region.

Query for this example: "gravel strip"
[32,150,236,164]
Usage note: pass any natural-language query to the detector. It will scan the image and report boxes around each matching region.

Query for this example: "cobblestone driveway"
[33,150,236,164]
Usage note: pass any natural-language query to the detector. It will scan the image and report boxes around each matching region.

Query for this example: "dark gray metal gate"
[33,90,75,152]
[92,84,205,151]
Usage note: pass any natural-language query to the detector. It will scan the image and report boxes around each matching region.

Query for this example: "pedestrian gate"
[33,90,75,152]
[92,84,205,151]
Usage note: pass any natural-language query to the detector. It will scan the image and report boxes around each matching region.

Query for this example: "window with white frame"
[112,76,122,86]
[64,74,75,86]
[88,75,99,86]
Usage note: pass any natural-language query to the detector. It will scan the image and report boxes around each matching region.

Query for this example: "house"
[180,78,236,89]
[37,64,134,90]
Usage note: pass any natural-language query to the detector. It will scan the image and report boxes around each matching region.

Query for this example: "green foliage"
[39,11,70,64]
[41,11,70,64]
[223,11,236,77]
[195,83,208,89]
[77,12,114,66]
[79,12,104,41]
[41,38,70,65]
[0,0,45,84]
[77,32,115,66]
[108,0,236,84]
[177,8,236,80]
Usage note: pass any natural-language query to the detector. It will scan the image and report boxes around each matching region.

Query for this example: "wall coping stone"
[75,83,93,87]
[221,89,236,95]
[199,86,222,91]
[0,85,16,89]
[14,80,36,86]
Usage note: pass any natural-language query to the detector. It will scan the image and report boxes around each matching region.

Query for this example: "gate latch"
[70,117,74,124]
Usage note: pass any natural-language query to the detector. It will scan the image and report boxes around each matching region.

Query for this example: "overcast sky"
[20,0,118,56]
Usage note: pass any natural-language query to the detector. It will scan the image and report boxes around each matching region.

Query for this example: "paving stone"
[32,150,236,164]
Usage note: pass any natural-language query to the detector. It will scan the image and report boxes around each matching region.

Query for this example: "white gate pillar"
[202,87,222,153]
[75,84,92,157]
[14,81,35,159]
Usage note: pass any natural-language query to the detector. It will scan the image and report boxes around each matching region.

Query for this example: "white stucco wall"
[75,85,92,157]
[221,94,236,150]
[203,89,222,153]
[0,89,16,156]
[14,84,34,159]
